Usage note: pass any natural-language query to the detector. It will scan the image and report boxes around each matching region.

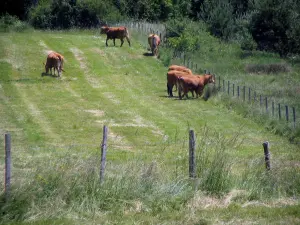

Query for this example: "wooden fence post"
[262,141,271,170]
[248,88,251,102]
[265,97,268,113]
[260,95,262,107]
[232,83,235,96]
[272,101,275,116]
[227,81,230,95]
[285,105,289,122]
[293,107,296,128]
[278,104,281,119]
[5,133,11,201]
[237,86,240,98]
[243,86,246,101]
[100,125,108,184]
[189,130,196,178]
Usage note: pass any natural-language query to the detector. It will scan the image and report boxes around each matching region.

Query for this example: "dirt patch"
[70,47,87,70]
[103,92,121,104]
[91,47,106,56]
[70,47,101,88]
[188,190,299,210]
[39,40,53,56]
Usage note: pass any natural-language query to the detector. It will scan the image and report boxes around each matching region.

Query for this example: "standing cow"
[167,70,194,97]
[148,34,161,56]
[101,26,131,47]
[44,51,64,77]
[178,74,215,99]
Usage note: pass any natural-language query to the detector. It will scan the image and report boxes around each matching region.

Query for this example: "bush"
[245,63,291,74]
[28,0,120,29]
[0,14,32,32]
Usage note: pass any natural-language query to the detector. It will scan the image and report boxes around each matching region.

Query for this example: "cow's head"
[207,74,215,84]
[100,26,109,34]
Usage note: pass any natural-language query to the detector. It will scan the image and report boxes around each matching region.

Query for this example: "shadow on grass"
[41,72,60,78]
[143,52,154,57]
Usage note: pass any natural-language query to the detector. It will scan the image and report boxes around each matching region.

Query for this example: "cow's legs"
[167,84,173,97]
[126,37,131,46]
[113,38,116,46]
[120,38,124,47]
[106,38,108,46]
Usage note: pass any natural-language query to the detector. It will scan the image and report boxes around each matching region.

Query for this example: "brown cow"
[178,74,215,99]
[148,34,161,56]
[167,70,194,97]
[168,65,192,75]
[44,51,64,77]
[167,65,193,95]
[101,26,131,47]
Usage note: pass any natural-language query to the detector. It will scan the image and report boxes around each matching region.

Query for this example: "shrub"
[28,0,119,29]
[0,14,32,32]
[245,63,291,74]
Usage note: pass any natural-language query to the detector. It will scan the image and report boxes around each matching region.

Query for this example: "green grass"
[0,29,300,224]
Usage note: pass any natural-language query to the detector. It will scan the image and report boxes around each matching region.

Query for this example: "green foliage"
[0,14,32,32]
[158,46,173,67]
[28,0,121,29]
[249,0,300,56]
[195,127,236,196]
[199,0,235,40]
[118,0,172,21]
[165,18,206,52]
[245,63,291,74]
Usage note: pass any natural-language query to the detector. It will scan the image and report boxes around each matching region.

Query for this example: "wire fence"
[113,21,298,130]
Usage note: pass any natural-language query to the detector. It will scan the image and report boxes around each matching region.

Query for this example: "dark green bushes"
[0,14,32,32]
[28,0,122,29]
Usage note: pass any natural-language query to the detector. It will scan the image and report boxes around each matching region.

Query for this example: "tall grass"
[2,126,299,224]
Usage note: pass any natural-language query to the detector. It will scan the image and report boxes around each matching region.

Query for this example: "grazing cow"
[178,74,215,99]
[167,70,194,97]
[100,26,131,47]
[168,65,192,75]
[148,34,161,56]
[44,51,64,77]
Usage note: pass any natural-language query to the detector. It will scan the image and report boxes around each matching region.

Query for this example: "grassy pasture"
[0,29,300,224]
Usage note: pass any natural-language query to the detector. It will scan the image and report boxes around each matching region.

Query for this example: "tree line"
[1,0,300,57]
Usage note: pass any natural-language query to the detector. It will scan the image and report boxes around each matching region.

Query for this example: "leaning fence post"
[227,81,230,95]
[100,125,108,184]
[5,133,11,202]
[285,105,289,122]
[248,88,251,102]
[293,107,296,128]
[262,141,271,170]
[189,130,196,178]
[278,104,281,119]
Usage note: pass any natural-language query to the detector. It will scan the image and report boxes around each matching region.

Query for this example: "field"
[0,28,300,224]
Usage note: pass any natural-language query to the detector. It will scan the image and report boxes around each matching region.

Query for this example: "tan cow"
[44,51,64,77]
[148,34,161,56]
[167,70,194,97]
[178,74,215,99]
[168,65,192,75]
